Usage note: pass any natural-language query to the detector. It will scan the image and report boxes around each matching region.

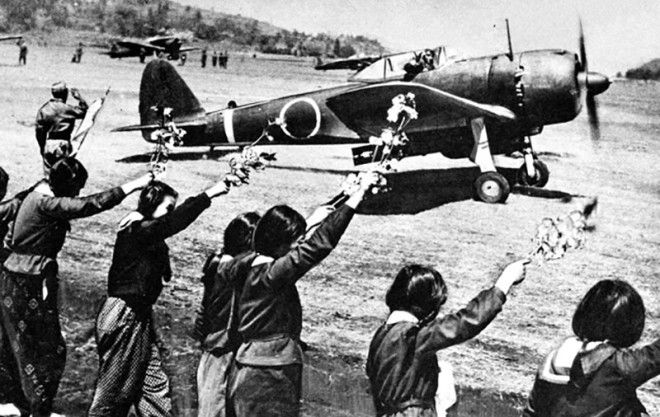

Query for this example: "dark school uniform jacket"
[0,185,42,263]
[366,287,507,415]
[524,336,660,417]
[35,98,88,153]
[4,184,126,277]
[0,197,22,264]
[192,251,246,354]
[232,204,355,367]
[107,193,211,308]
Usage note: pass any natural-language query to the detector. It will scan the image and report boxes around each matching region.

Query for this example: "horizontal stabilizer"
[112,119,207,133]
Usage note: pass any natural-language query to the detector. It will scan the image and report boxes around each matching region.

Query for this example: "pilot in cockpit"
[403,49,435,81]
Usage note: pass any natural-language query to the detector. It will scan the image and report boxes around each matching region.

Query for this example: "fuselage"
[155,49,598,159]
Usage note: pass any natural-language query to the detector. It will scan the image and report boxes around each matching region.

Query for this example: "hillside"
[0,0,386,57]
[625,59,660,81]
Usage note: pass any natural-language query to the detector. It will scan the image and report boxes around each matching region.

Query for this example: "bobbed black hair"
[49,157,88,197]
[386,264,448,322]
[572,279,645,348]
[0,166,8,201]
[253,205,306,258]
[136,180,178,219]
[224,211,260,257]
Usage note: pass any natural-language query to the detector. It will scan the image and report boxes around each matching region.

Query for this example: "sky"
[176,0,659,75]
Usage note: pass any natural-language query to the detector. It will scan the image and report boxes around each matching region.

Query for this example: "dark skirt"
[228,362,302,417]
[88,297,172,417]
[0,268,66,417]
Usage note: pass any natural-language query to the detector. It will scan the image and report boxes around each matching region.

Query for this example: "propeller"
[577,18,610,142]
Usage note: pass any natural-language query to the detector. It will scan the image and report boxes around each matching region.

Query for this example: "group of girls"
[0,158,657,417]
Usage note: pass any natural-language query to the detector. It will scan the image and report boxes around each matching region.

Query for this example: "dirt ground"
[0,42,658,416]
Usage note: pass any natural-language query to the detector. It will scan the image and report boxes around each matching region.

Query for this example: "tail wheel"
[474,172,511,204]
[517,160,549,187]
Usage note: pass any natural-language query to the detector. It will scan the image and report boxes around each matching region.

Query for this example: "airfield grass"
[0,43,658,416]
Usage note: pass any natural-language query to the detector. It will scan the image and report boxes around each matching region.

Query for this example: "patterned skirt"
[88,297,172,417]
[0,269,66,417]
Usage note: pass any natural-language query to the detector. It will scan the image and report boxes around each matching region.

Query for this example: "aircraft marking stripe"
[223,109,235,143]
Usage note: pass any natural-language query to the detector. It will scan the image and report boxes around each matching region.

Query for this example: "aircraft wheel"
[474,172,510,204]
[517,160,549,187]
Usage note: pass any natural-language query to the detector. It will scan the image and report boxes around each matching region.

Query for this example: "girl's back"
[525,336,660,417]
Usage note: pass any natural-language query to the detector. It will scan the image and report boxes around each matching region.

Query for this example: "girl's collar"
[252,254,274,266]
[386,310,419,325]
[35,181,53,196]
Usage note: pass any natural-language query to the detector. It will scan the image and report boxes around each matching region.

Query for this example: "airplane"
[314,46,454,72]
[102,35,198,60]
[0,35,22,42]
[314,55,382,71]
[114,21,610,204]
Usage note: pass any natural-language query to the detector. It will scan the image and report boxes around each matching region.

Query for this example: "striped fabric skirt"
[88,297,172,417]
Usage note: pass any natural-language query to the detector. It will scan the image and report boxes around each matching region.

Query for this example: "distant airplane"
[102,35,198,60]
[115,21,610,204]
[314,46,453,72]
[0,35,23,42]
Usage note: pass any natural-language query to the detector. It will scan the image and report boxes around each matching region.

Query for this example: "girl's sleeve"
[39,187,126,220]
[0,198,21,225]
[266,204,355,290]
[616,338,660,387]
[132,193,212,243]
[417,287,506,353]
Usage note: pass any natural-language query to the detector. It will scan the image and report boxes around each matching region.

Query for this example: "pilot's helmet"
[51,81,68,101]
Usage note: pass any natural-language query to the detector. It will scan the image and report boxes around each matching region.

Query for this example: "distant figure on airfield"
[219,51,228,69]
[17,39,27,65]
[72,42,83,63]
[139,47,147,63]
[211,50,218,67]
[201,48,207,68]
[180,52,187,66]
[35,82,88,175]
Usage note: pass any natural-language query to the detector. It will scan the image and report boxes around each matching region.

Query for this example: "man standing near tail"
[35,82,88,175]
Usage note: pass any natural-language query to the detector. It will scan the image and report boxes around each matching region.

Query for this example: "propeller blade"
[578,18,587,72]
[586,92,600,142]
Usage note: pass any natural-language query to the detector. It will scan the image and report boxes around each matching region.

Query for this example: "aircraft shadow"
[116,149,239,163]
[273,165,586,215]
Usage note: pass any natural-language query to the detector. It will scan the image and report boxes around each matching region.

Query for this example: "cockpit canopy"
[349,46,458,83]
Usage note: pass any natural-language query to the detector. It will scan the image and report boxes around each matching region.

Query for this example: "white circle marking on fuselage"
[278,97,321,139]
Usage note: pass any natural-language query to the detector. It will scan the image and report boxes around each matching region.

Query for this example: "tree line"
[0,0,386,57]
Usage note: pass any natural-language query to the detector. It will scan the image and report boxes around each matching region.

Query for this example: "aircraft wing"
[325,81,515,136]
[117,40,165,52]
[0,35,22,42]
[178,46,200,53]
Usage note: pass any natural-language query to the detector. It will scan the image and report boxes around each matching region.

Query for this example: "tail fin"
[138,59,206,140]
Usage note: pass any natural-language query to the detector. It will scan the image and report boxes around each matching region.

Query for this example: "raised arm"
[417,259,527,353]
[39,174,153,220]
[265,171,380,290]
[616,338,660,387]
[69,88,88,117]
[132,179,229,243]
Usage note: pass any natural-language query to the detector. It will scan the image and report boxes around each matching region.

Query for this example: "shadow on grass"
[357,167,587,214]
[115,154,587,214]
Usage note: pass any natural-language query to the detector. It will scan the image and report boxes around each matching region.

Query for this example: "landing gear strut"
[516,136,549,187]
[469,118,510,203]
